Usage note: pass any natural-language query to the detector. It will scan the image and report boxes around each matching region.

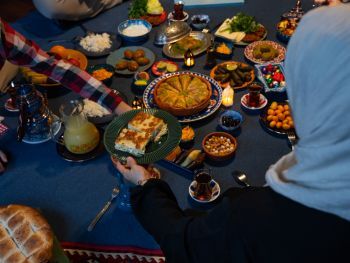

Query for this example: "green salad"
[222,12,259,33]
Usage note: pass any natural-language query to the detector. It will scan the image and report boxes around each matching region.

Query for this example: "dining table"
[0,0,314,255]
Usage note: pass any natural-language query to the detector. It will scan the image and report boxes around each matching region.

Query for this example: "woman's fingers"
[0,151,8,163]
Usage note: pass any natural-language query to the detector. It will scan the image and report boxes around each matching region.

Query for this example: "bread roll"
[0,205,53,263]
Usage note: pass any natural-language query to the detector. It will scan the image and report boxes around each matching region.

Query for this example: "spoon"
[232,170,251,188]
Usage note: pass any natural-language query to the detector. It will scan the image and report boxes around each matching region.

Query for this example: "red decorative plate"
[141,11,167,26]
[152,60,179,76]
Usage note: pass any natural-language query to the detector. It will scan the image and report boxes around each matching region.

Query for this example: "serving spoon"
[232,170,251,188]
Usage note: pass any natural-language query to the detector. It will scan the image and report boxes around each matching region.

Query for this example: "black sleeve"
[130,179,250,263]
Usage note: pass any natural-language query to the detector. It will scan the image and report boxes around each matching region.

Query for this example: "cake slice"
[115,128,151,157]
[128,112,168,142]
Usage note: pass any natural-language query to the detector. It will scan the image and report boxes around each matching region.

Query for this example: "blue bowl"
[118,19,152,43]
[190,14,210,30]
[86,64,115,86]
[218,110,243,131]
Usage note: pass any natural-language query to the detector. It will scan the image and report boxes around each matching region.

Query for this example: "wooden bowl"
[202,132,237,161]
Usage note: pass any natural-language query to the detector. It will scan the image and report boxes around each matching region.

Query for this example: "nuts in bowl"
[202,132,237,161]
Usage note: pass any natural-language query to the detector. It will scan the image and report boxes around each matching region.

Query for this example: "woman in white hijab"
[114,3,350,263]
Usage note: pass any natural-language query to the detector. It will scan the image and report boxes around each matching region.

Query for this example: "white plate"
[240,93,268,110]
[22,116,61,144]
[4,98,19,112]
[189,179,220,204]
[167,11,189,22]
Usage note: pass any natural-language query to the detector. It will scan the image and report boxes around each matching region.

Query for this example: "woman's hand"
[111,156,153,185]
[0,150,8,173]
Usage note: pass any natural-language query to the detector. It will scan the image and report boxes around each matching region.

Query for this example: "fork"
[286,130,297,150]
[87,186,120,231]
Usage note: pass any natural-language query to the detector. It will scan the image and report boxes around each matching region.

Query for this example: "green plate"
[104,109,181,164]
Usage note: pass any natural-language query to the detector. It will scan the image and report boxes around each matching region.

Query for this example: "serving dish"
[154,21,191,45]
[151,60,179,76]
[202,132,237,161]
[117,19,152,42]
[255,63,286,93]
[210,61,255,89]
[260,101,295,135]
[218,110,243,131]
[214,41,233,59]
[190,14,210,30]
[86,64,114,85]
[75,31,121,57]
[163,32,212,59]
[215,16,267,46]
[189,179,220,203]
[21,49,88,88]
[106,46,155,75]
[153,73,212,116]
[104,109,181,164]
[143,71,222,123]
[244,40,286,64]
[141,11,167,26]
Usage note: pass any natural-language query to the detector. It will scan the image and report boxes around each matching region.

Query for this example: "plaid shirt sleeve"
[0,18,123,112]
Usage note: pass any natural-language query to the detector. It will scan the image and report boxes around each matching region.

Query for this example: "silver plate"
[163,31,212,59]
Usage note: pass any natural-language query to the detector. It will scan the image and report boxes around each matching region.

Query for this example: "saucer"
[4,98,19,112]
[189,179,220,204]
[240,93,268,110]
[56,129,105,162]
[168,11,189,22]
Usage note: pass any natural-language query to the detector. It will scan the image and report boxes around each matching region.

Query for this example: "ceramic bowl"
[118,19,152,42]
[86,64,115,86]
[190,14,210,30]
[218,110,243,131]
[202,132,237,161]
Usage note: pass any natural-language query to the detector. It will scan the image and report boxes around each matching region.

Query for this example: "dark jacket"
[131,179,350,263]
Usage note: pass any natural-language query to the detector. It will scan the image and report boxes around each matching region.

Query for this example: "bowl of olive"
[218,110,243,131]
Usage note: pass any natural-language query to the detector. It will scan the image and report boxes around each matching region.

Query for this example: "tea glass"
[192,169,213,201]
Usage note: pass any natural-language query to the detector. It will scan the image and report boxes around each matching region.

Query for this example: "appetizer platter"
[152,60,179,76]
[76,31,121,57]
[244,40,286,64]
[21,46,88,87]
[128,0,167,26]
[143,72,223,123]
[210,61,255,89]
[104,109,181,164]
[215,12,267,46]
[260,101,295,135]
[163,32,212,59]
[106,46,155,75]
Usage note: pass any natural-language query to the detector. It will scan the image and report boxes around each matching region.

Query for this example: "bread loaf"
[0,205,53,263]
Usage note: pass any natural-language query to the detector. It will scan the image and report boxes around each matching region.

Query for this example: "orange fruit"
[49,45,67,58]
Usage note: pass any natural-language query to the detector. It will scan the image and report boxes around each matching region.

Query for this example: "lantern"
[184,49,195,67]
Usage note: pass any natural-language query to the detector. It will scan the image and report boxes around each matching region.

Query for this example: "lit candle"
[184,49,195,67]
[222,86,234,107]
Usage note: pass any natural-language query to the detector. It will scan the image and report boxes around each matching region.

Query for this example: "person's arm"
[0,17,131,114]
[0,60,18,93]
[112,157,248,263]
[0,150,8,173]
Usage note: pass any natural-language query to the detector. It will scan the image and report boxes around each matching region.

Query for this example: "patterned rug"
[61,242,165,263]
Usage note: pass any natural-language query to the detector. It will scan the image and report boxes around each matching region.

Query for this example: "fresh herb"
[221,12,259,33]
[128,0,148,18]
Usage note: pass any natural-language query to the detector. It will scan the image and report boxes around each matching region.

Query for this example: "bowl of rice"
[77,31,120,57]
[118,19,152,42]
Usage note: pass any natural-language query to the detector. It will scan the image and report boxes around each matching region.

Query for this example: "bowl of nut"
[218,110,243,132]
[202,132,237,161]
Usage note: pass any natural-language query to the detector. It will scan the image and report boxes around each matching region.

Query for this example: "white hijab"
[266,4,350,221]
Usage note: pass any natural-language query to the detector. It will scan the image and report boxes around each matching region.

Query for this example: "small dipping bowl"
[218,110,243,132]
[118,19,152,42]
[86,64,115,86]
[133,71,150,90]
[190,14,210,30]
[202,132,237,161]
